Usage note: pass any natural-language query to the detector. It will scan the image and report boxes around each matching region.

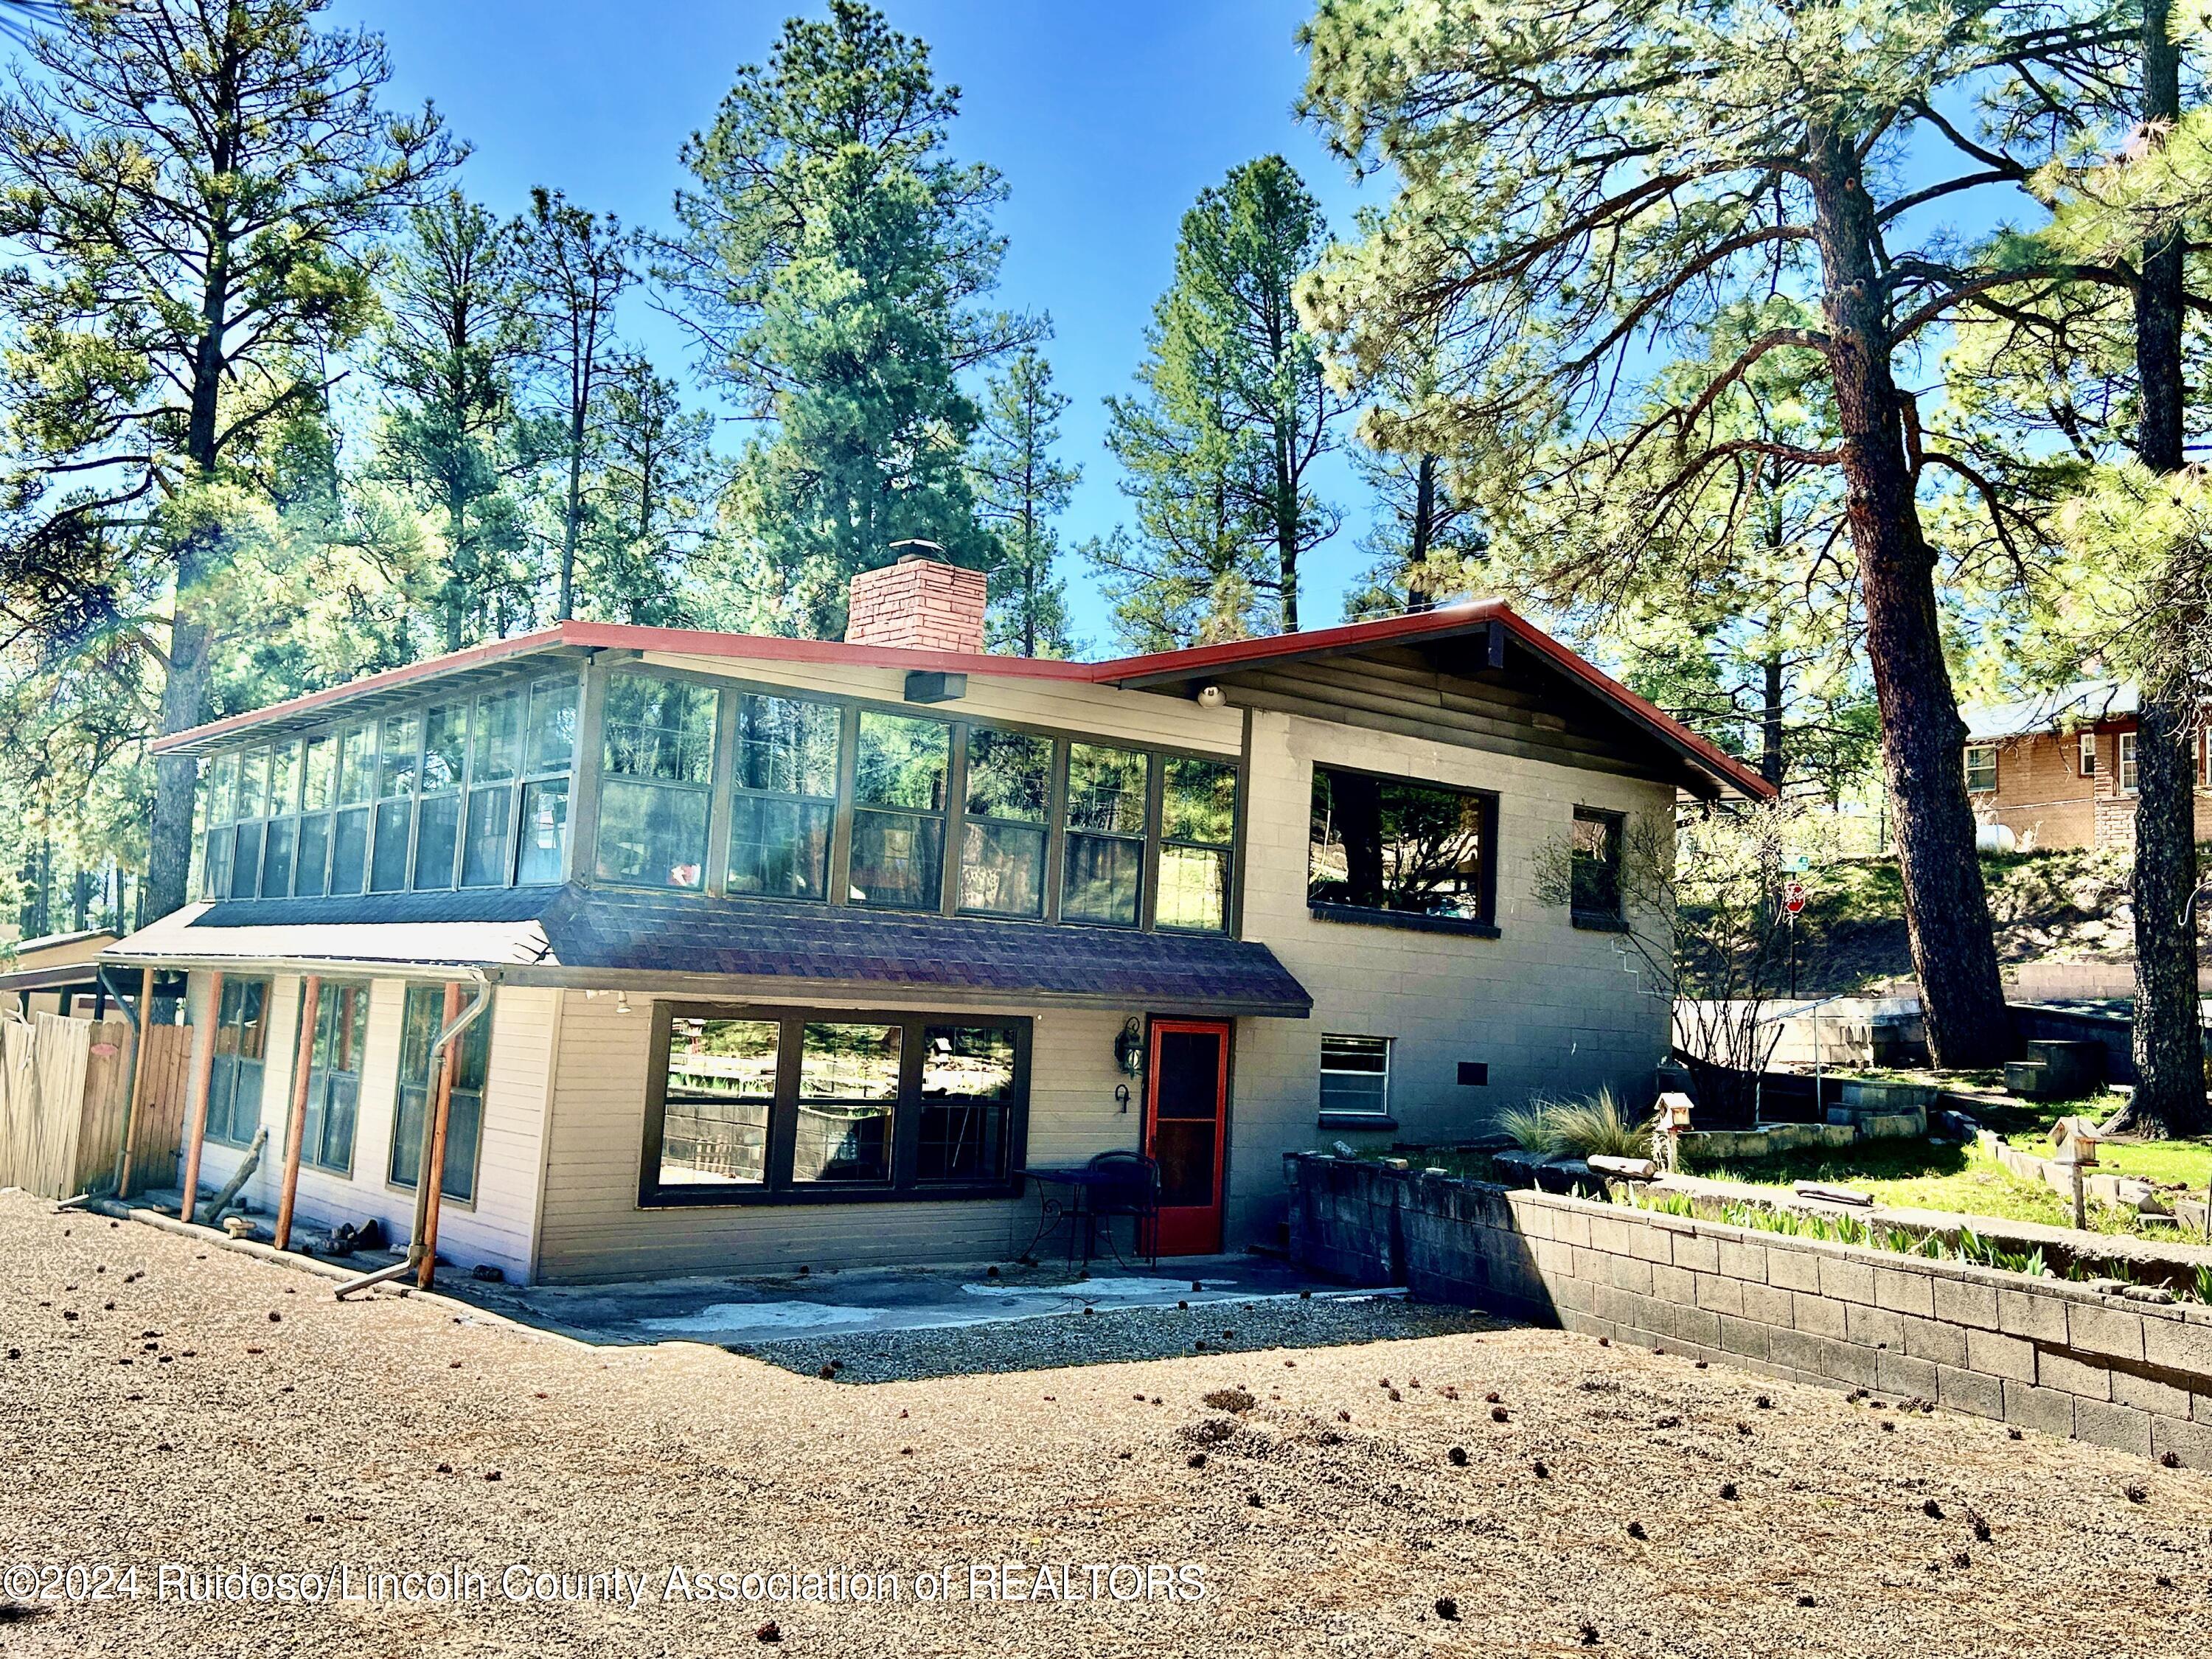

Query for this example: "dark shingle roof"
[112,884,1311,1015]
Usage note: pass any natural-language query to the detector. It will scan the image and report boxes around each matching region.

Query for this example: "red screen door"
[1144,1019,1231,1256]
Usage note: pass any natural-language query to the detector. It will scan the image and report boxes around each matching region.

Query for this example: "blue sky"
[329,0,1381,650]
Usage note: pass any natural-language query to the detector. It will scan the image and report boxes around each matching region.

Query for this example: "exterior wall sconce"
[1113,1017,1145,1078]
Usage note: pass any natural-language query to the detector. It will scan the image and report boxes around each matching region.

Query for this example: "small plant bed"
[1675,1135,2181,1239]
[1626,1183,2212,1302]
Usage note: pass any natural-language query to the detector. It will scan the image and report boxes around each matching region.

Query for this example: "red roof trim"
[150,629,572,753]
[149,608,1773,798]
[1100,599,1509,684]
[557,619,1101,681]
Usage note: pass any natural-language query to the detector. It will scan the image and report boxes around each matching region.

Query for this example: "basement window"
[1964,745,1998,794]
[1319,1034,1391,1119]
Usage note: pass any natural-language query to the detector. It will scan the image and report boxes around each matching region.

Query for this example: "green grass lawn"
[2047,1137,2212,1192]
[1683,1135,2166,1237]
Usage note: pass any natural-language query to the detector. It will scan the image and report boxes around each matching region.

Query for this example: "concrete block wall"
[1231,706,1680,1249]
[1285,1153,2212,1467]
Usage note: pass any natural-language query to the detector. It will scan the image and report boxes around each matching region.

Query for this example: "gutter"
[99,950,505,984]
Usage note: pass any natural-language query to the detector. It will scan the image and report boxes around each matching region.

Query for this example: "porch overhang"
[102,885,1313,1018]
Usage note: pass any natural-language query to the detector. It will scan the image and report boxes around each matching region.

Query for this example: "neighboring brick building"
[1961,678,2212,850]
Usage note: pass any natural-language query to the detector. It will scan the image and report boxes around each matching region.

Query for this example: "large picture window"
[596,674,717,890]
[1308,764,1496,929]
[389,986,493,1203]
[204,978,271,1147]
[642,1005,1029,1206]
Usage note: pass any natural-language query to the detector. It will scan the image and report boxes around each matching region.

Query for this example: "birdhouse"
[2048,1116,2101,1167]
[1658,1092,1697,1133]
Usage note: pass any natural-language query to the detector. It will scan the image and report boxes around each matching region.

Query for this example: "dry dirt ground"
[2,1189,2208,1658]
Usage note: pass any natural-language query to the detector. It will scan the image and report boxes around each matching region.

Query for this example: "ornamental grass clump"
[1495,1103,1560,1154]
[1545,1090,1654,1161]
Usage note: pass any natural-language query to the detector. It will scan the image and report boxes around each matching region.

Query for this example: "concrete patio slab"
[445,1254,1391,1349]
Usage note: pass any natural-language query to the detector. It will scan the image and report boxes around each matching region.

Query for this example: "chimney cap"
[887,538,949,565]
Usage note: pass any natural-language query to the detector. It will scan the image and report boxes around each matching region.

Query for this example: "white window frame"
[2079,731,2097,777]
[1964,745,1998,794]
[1319,1033,1392,1119]
[2119,731,2138,795]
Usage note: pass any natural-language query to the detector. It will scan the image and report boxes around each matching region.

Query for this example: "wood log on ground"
[194,1126,267,1225]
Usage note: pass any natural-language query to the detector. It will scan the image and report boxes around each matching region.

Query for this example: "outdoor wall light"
[1113,1017,1145,1078]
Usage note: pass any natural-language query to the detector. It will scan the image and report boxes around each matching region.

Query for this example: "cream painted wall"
[639,648,1242,756]
[1223,708,1678,1248]
[533,988,1145,1283]
[181,970,555,1284]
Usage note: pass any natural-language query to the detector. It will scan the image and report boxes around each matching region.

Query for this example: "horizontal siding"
[639,649,1242,755]
[1221,655,1673,782]
[535,989,1141,1283]
[184,973,553,1284]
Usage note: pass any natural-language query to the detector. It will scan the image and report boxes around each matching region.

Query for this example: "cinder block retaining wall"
[1285,1152,2212,1467]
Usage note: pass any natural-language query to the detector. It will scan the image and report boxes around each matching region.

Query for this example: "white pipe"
[333,1259,414,1300]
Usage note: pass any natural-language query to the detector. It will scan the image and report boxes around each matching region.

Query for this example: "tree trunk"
[1409,454,1437,613]
[1761,655,1786,789]
[1805,122,2011,1068]
[145,217,237,921]
[558,407,584,622]
[2121,0,2207,1136]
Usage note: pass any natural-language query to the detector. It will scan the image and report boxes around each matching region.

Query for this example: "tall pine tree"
[0,0,455,917]
[1090,157,1342,647]
[660,1,1033,635]
[970,347,1077,656]
[370,191,540,650]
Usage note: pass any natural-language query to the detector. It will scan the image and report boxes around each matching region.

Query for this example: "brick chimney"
[844,543,989,654]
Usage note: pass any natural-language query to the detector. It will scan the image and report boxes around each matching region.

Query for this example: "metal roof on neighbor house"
[1962,678,2135,742]
[103,885,1314,1017]
[147,603,1774,800]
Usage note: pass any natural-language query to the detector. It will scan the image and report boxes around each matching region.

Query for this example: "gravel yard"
[729,1294,1495,1383]
[2,1187,2208,1658]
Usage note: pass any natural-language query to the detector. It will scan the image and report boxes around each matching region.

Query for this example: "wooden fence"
[0,1014,195,1199]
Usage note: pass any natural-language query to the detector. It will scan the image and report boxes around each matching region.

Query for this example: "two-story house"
[1962,678,2212,850]
[100,554,1767,1284]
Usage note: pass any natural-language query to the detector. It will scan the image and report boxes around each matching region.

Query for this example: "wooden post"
[414,981,465,1289]
[274,975,321,1251]
[176,970,223,1222]
[114,966,154,1199]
